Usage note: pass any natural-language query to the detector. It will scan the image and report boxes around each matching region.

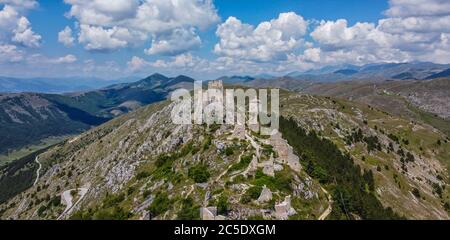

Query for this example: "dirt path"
[215,151,245,182]
[185,185,195,198]
[33,156,42,186]
[58,187,89,220]
[245,134,260,158]
[318,186,333,220]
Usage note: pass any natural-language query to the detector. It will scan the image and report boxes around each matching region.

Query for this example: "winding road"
[318,186,333,220]
[33,156,42,186]
[58,187,89,220]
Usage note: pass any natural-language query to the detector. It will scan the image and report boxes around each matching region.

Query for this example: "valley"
[0,74,195,158]
[0,84,448,220]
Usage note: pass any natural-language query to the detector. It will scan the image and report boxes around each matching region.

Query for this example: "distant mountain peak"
[146,73,169,80]
[333,69,358,75]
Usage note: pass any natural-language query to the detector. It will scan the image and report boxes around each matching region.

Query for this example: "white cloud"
[307,0,450,65]
[145,28,201,56]
[78,24,132,51]
[52,54,77,64]
[127,53,209,74]
[58,26,75,47]
[214,12,308,62]
[0,3,41,48]
[0,43,23,62]
[127,56,149,72]
[12,16,41,47]
[0,0,38,10]
[64,0,219,54]
[385,0,450,18]
[311,20,380,48]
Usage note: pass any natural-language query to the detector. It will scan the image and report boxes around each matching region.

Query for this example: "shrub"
[245,186,262,200]
[155,154,173,168]
[411,188,421,198]
[103,193,125,208]
[37,205,47,217]
[177,197,200,220]
[136,171,151,180]
[148,192,171,217]
[188,164,210,183]
[93,206,131,220]
[49,196,61,207]
[217,194,229,215]
[228,154,253,173]
[224,147,234,156]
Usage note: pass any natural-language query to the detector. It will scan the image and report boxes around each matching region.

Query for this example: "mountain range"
[0,74,195,159]
[0,76,140,94]
[0,64,449,220]
[283,62,450,81]
[0,85,448,220]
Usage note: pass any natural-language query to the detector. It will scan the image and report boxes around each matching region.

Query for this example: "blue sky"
[0,0,449,79]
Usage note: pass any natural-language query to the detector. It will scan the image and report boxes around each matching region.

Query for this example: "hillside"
[301,78,450,136]
[283,62,450,82]
[0,89,448,220]
[0,74,195,161]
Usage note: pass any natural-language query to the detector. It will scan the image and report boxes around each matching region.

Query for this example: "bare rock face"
[257,186,273,203]
[201,207,217,220]
[134,196,154,214]
[270,132,302,172]
[274,196,297,220]
[140,211,151,220]
[200,207,227,220]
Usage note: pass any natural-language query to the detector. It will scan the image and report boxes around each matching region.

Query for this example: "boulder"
[257,186,273,203]
[201,207,217,220]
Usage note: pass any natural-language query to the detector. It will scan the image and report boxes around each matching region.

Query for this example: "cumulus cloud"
[58,26,75,47]
[78,24,131,51]
[385,0,450,18]
[209,0,450,73]
[64,0,219,54]
[307,0,450,65]
[12,16,41,47]
[214,12,308,62]
[145,28,201,56]
[0,2,41,48]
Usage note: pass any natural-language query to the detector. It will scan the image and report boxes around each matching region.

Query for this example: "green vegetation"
[71,192,131,220]
[241,186,262,204]
[411,188,421,199]
[252,169,292,193]
[280,116,403,220]
[188,164,210,183]
[223,146,235,156]
[344,128,382,152]
[228,153,254,173]
[217,194,229,215]
[177,197,200,220]
[0,147,52,204]
[406,102,450,138]
[148,192,171,217]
